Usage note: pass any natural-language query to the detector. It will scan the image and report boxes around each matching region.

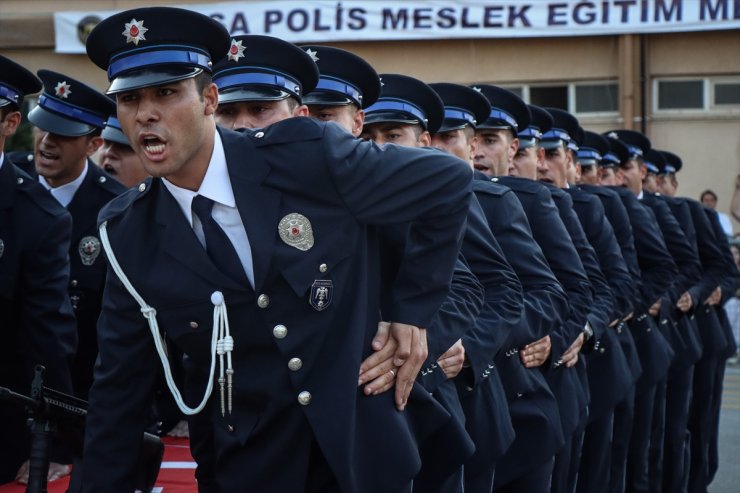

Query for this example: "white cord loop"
[99,221,235,416]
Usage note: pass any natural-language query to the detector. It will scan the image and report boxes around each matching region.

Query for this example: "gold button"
[138,183,146,192]
[273,325,287,339]
[257,294,270,308]
[319,263,328,273]
[288,358,303,371]
[298,391,312,405]
[189,321,199,329]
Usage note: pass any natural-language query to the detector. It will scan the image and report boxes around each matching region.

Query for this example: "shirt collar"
[0,152,4,171]
[39,162,89,207]
[637,189,644,200]
[162,130,233,226]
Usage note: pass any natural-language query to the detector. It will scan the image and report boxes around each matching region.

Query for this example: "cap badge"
[79,236,101,266]
[472,86,482,92]
[305,48,319,62]
[54,81,72,99]
[607,131,619,139]
[227,39,246,62]
[379,77,384,87]
[123,18,148,45]
[278,213,314,251]
[310,280,333,311]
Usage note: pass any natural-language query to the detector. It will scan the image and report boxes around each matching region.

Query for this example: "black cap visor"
[102,125,131,146]
[303,90,354,107]
[364,111,423,128]
[108,67,203,94]
[28,105,97,137]
[540,138,567,150]
[218,86,292,103]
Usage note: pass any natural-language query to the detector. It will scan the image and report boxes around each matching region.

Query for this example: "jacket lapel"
[220,128,281,293]
[153,179,243,290]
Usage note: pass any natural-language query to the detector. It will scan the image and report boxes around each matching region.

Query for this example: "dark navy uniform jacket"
[472,175,566,485]
[567,186,633,420]
[17,158,125,398]
[609,187,677,392]
[0,157,77,481]
[81,120,472,493]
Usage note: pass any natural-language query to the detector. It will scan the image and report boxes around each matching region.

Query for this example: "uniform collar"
[637,189,644,200]
[162,130,233,226]
[0,152,4,171]
[39,161,89,208]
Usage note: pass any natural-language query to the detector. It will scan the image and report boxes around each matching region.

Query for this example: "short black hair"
[700,189,718,202]
[193,71,213,99]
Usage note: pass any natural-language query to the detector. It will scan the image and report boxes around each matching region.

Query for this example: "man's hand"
[438,340,466,379]
[676,291,693,312]
[705,286,722,306]
[359,321,428,411]
[560,333,585,368]
[15,460,71,484]
[520,335,551,368]
[649,299,662,316]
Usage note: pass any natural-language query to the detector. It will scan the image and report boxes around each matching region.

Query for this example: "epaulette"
[12,164,67,218]
[7,150,34,167]
[88,161,127,196]
[472,178,508,197]
[496,175,549,196]
[98,176,154,227]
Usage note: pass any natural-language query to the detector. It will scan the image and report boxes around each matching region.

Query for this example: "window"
[654,76,740,112]
[499,82,618,115]
[574,83,619,113]
[530,85,568,110]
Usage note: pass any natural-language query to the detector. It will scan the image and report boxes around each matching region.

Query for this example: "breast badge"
[310,280,333,311]
[79,236,101,266]
[278,213,314,251]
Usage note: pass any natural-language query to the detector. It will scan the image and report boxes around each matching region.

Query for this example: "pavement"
[708,363,740,493]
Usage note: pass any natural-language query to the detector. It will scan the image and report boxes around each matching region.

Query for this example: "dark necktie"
[191,195,249,286]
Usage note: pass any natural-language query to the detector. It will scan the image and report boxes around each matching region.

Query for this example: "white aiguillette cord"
[99,221,235,416]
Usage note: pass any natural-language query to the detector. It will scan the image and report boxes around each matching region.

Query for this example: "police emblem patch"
[227,38,246,62]
[78,236,101,266]
[122,18,148,45]
[278,213,314,251]
[310,280,333,311]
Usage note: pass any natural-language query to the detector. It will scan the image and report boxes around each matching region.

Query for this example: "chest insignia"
[278,213,314,251]
[310,279,333,311]
[79,236,101,266]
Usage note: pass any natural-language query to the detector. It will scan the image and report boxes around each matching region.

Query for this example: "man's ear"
[418,130,432,147]
[203,82,219,116]
[352,109,365,138]
[86,135,104,156]
[293,104,309,117]
[0,111,21,137]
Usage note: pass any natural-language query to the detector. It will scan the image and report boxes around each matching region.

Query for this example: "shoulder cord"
[99,221,234,416]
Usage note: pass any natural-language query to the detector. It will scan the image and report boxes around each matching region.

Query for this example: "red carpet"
[0,437,198,493]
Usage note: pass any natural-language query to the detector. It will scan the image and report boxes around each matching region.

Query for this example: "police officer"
[472,84,591,493]
[17,70,127,400]
[99,114,149,188]
[0,55,77,484]
[82,8,472,492]
[362,74,524,493]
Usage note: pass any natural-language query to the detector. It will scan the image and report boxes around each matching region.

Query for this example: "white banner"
[54,0,740,54]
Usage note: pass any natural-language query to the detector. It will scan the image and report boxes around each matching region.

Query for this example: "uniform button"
[516,392,523,398]
[319,263,328,273]
[254,131,265,138]
[491,177,499,182]
[138,183,146,192]
[273,324,287,339]
[26,154,33,162]
[288,358,303,371]
[257,294,270,308]
[70,279,78,287]
[189,321,199,329]
[298,391,312,405]
[599,347,605,353]
[227,424,234,432]
[98,176,107,183]
[17,177,24,184]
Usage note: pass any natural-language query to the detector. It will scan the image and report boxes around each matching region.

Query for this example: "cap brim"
[364,111,423,128]
[518,137,538,149]
[436,121,470,133]
[218,86,291,103]
[303,91,354,107]
[102,126,131,146]
[107,67,203,94]
[28,105,96,137]
[540,139,566,150]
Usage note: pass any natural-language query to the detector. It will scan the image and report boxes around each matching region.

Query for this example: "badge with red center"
[227,39,246,62]
[79,235,101,266]
[54,81,72,99]
[278,213,314,251]
[122,18,148,45]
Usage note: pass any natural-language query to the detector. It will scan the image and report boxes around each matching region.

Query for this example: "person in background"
[700,189,734,237]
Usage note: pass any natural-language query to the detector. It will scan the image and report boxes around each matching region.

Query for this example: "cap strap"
[577,148,602,161]
[38,94,106,128]
[108,48,211,80]
[0,83,22,105]
[215,69,301,96]
[365,99,427,123]
[443,108,476,125]
[664,164,676,174]
[487,108,518,130]
[519,126,542,140]
[315,76,362,106]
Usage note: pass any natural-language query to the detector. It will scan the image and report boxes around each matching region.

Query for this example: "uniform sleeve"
[322,125,472,329]
[458,196,523,386]
[81,258,159,491]
[19,209,77,392]
[687,201,725,304]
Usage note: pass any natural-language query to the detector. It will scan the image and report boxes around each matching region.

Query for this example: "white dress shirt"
[162,130,255,287]
[39,162,88,208]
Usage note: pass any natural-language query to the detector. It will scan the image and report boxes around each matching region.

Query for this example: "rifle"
[0,366,163,493]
